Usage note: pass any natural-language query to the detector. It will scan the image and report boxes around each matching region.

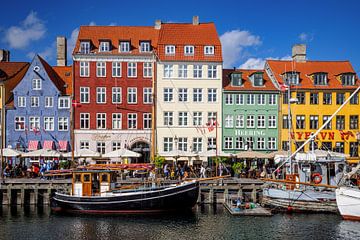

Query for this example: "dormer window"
[284,72,299,85]
[204,46,214,55]
[341,73,355,86]
[313,73,328,85]
[80,41,90,54]
[119,41,130,52]
[231,73,242,86]
[184,45,194,56]
[253,73,264,86]
[99,41,110,52]
[140,41,151,52]
[165,45,175,55]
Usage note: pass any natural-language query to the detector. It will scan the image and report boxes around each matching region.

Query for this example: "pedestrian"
[163,163,169,179]
[200,165,206,178]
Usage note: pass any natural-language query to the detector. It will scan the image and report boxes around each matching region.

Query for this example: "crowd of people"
[2,161,63,179]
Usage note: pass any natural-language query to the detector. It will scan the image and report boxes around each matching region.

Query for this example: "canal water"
[0,205,359,240]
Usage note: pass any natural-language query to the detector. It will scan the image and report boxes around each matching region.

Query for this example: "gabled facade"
[6,55,72,152]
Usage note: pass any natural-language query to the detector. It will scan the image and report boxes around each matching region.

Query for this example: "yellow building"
[265,47,359,163]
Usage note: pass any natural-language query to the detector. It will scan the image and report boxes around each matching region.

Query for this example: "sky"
[1,0,360,72]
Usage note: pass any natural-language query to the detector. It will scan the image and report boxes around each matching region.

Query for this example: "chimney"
[57,36,67,66]
[154,20,161,30]
[292,44,306,62]
[192,16,199,25]
[0,50,10,62]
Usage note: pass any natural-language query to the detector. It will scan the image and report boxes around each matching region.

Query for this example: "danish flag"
[72,99,81,108]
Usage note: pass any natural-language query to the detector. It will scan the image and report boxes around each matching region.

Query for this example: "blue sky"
[1,0,360,71]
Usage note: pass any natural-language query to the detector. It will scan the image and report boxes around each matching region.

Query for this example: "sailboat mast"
[287,82,292,174]
[150,53,156,161]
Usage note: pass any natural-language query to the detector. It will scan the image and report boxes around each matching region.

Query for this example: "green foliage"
[59,160,69,169]
[232,162,245,174]
[153,155,165,168]
[213,156,227,164]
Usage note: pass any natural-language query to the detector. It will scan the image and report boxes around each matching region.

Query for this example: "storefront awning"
[28,140,39,151]
[43,140,54,150]
[58,141,68,151]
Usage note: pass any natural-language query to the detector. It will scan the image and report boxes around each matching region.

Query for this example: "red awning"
[28,140,39,151]
[58,141,68,151]
[43,140,54,150]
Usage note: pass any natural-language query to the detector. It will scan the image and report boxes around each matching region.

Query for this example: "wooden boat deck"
[223,201,272,216]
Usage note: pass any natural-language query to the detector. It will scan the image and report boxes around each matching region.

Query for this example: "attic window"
[33,66,40,72]
[184,45,194,56]
[204,46,214,55]
[119,41,130,52]
[140,41,151,52]
[165,45,175,55]
[341,73,355,86]
[99,41,110,52]
[231,73,242,86]
[80,41,90,54]
[284,72,299,85]
[313,73,328,85]
[253,73,263,86]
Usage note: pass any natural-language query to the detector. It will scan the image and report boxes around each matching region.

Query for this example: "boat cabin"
[72,170,117,197]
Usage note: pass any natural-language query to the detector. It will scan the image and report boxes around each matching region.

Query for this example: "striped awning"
[43,140,54,150]
[28,140,39,151]
[58,140,68,151]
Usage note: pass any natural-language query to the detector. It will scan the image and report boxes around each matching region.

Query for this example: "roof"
[74,25,160,55]
[266,60,358,90]
[53,66,73,95]
[38,56,67,94]
[157,23,222,62]
[0,62,29,81]
[223,69,278,91]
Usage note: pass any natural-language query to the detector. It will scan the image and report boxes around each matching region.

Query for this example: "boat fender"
[312,173,322,184]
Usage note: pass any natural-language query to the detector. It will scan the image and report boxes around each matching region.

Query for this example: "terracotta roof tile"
[38,56,68,94]
[53,66,73,95]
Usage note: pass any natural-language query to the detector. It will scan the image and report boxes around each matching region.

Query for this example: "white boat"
[336,186,360,220]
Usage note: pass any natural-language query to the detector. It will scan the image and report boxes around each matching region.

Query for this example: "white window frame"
[112,113,122,129]
[257,138,265,150]
[208,65,217,79]
[58,117,68,131]
[164,112,173,126]
[140,42,151,52]
[193,88,203,102]
[29,116,40,131]
[224,137,233,149]
[127,62,137,77]
[178,137,188,151]
[192,137,203,152]
[247,115,255,128]
[128,113,137,129]
[269,115,277,128]
[247,94,255,105]
[163,137,173,152]
[225,94,233,105]
[30,96,39,108]
[269,94,277,105]
[80,141,90,150]
[164,64,174,78]
[165,45,175,55]
[193,112,203,126]
[258,95,266,105]
[143,113,152,129]
[44,117,54,131]
[112,87,122,104]
[32,79,41,90]
[178,112,188,126]
[96,113,106,130]
[18,96,26,107]
[208,88,217,102]
[235,94,244,105]
[143,62,152,78]
[163,88,174,102]
[193,65,203,78]
[184,45,194,56]
[15,116,25,131]
[178,64,188,78]
[96,62,106,77]
[112,141,121,151]
[99,41,110,52]
[80,61,89,77]
[236,115,244,128]
[257,115,266,128]
[80,87,90,103]
[97,87,106,104]
[127,88,137,104]
[143,88,152,104]
[204,46,214,55]
[225,115,234,128]
[80,113,90,129]
[119,41,130,52]
[58,97,70,109]
[96,142,106,154]
[268,137,276,150]
[178,88,188,102]
[112,62,122,77]
[80,41,90,54]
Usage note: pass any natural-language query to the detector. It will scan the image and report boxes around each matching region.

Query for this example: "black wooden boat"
[51,169,199,214]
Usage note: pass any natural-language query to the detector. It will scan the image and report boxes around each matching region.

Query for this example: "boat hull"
[51,181,199,214]
[262,188,338,213]
[336,186,360,221]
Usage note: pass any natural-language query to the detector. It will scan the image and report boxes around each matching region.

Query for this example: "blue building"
[6,55,72,152]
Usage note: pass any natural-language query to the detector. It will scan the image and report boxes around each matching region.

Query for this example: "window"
[192,137,203,152]
[58,97,70,109]
[143,113,152,129]
[193,112,203,126]
[119,41,130,52]
[258,95,265,105]
[283,92,289,104]
[284,72,299,85]
[224,137,233,149]
[231,73,242,86]
[18,96,26,107]
[112,87,122,104]
[164,64,173,78]
[32,79,41,90]
[246,115,255,128]
[336,115,345,130]
[193,88,203,102]
[128,113,137,129]
[282,141,289,151]
[15,116,25,131]
[80,87,89,103]
[296,115,305,129]
[225,115,234,128]
[208,65,217,78]
[297,92,305,104]
[207,112,217,126]
[335,142,344,153]
[310,93,319,104]
[80,41,90,54]
[257,138,265,150]
[268,137,276,150]
[253,73,263,86]
[140,41,151,52]
[164,112,173,126]
[99,41,110,52]
[112,113,122,129]
[80,61,89,77]
[204,46,214,55]
[96,62,106,77]
[96,113,106,129]
[208,137,216,150]
[313,73,327,85]
[178,138,188,151]
[193,65,202,78]
[225,94,233,105]
[350,92,359,105]
[341,74,355,86]
[80,141,89,149]
[31,97,39,107]
[29,116,40,130]
[96,142,106,154]
[143,88,152,104]
[178,65,188,78]
[143,62,152,78]
[127,62,137,77]
[208,88,217,102]
[235,137,244,149]
[350,115,358,129]
[236,115,244,128]
[184,45,194,55]
[44,117,54,131]
[282,115,289,129]
[178,112,188,126]
[323,93,332,105]
[235,94,244,105]
[323,115,332,130]
[165,45,175,55]
[246,137,254,150]
[350,142,358,157]
[309,115,319,129]
[257,115,265,128]
[112,62,121,77]
[178,88,188,102]
[163,137,173,152]
[163,88,173,102]
[58,117,68,131]
[127,88,137,104]
[295,141,305,152]
[269,115,276,128]
[112,141,121,151]
[96,87,106,103]
[80,113,90,129]
[247,94,255,105]
[336,93,345,105]
[269,94,277,105]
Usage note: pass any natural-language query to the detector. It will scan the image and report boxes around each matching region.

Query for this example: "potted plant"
[232,162,245,178]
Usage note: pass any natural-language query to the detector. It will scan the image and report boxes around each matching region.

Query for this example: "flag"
[72,99,81,108]
[280,83,289,92]
[33,127,41,135]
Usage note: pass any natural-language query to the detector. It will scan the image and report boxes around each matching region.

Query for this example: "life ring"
[312,173,322,184]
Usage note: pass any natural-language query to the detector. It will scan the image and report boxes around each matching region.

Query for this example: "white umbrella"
[22,149,61,157]
[236,150,268,159]
[63,149,101,158]
[103,148,141,158]
[199,149,233,157]
[160,150,198,157]
[1,148,23,157]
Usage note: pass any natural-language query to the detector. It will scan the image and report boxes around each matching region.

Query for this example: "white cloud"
[4,11,46,49]
[67,27,79,61]
[220,29,261,68]
[299,32,314,42]
[89,21,96,26]
[239,55,292,69]
[27,41,56,61]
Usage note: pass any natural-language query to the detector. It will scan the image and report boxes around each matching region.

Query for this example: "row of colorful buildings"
[0,16,359,163]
